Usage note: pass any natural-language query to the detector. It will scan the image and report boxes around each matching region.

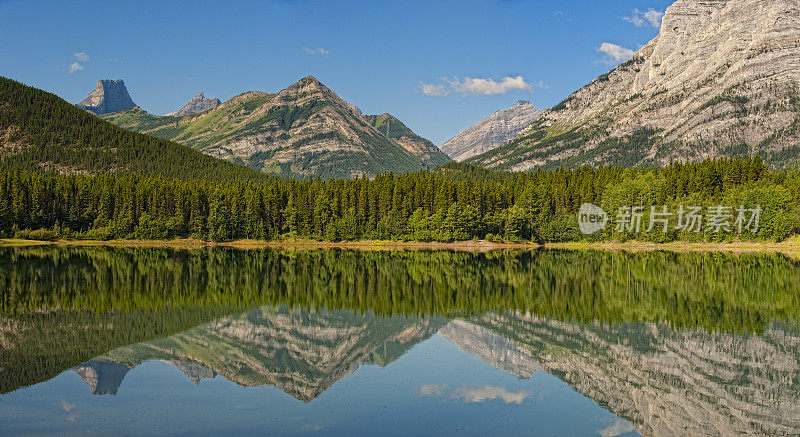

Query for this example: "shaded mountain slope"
[0,76,265,182]
[364,113,451,168]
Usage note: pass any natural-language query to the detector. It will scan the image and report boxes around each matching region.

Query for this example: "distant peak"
[166,91,221,116]
[76,79,136,115]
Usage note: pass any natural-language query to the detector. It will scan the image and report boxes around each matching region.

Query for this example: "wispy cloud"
[596,42,636,65]
[419,76,543,97]
[418,384,448,396]
[303,47,329,57]
[451,385,530,404]
[623,8,664,29]
[66,52,90,73]
[418,81,448,96]
[418,384,530,404]
[448,76,532,95]
[598,419,636,437]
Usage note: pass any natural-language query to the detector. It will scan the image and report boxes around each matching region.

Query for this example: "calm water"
[1,247,799,436]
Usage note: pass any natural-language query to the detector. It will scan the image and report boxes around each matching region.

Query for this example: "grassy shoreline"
[3,237,800,254]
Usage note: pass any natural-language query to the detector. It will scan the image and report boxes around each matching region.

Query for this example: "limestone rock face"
[166,92,220,117]
[471,0,800,170]
[441,100,543,161]
[75,79,137,115]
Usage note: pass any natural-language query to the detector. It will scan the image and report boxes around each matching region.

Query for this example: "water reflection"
[2,246,800,435]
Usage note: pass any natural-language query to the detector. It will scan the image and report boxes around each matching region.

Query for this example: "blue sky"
[0,0,671,145]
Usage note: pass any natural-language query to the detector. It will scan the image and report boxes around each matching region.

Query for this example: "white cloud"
[66,52,90,73]
[418,384,449,396]
[303,47,329,57]
[60,400,75,412]
[448,76,532,96]
[451,385,530,404]
[67,62,84,73]
[598,419,636,437]
[419,76,541,97]
[418,81,448,96]
[623,8,664,28]
[596,42,636,65]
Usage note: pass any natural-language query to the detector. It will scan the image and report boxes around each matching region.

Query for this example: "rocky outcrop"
[441,100,543,161]
[75,79,137,115]
[166,92,220,116]
[471,0,800,170]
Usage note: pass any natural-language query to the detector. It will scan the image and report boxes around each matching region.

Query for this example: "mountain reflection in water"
[1,246,800,436]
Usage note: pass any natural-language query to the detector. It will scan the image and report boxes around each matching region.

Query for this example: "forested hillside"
[364,113,451,168]
[0,76,265,182]
[1,157,797,243]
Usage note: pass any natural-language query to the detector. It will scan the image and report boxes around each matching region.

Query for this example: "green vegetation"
[364,113,452,168]
[1,157,798,243]
[2,246,799,331]
[0,76,264,183]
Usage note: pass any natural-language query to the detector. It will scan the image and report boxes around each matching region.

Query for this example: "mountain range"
[468,0,800,170]
[63,308,800,435]
[4,0,800,181]
[98,76,449,178]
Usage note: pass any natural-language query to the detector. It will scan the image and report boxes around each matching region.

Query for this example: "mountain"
[364,113,451,168]
[473,313,800,436]
[75,79,137,114]
[166,91,220,116]
[440,101,543,162]
[0,76,264,181]
[102,76,424,179]
[85,306,444,401]
[470,0,800,170]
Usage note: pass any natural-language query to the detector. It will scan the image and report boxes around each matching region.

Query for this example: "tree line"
[1,156,797,243]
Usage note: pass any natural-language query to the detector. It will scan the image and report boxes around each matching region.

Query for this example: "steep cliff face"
[441,101,543,161]
[75,79,137,115]
[364,113,452,168]
[166,91,220,116]
[474,313,800,436]
[101,76,424,179]
[470,0,800,170]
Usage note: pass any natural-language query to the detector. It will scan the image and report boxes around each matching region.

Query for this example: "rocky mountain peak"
[75,79,137,115]
[440,100,544,162]
[278,75,362,116]
[166,91,221,117]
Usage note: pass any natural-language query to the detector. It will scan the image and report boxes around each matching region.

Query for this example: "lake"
[1,247,798,436]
